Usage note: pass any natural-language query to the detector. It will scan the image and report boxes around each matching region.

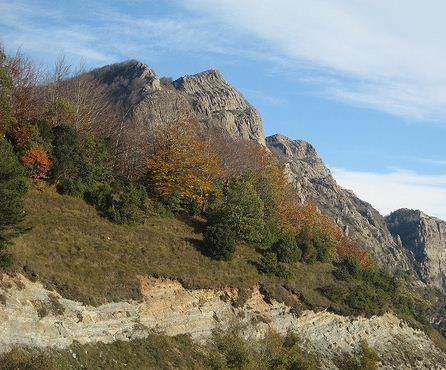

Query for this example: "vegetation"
[203,222,237,260]
[321,256,428,320]
[334,341,379,370]
[145,118,222,211]
[0,329,319,370]
[0,139,27,268]
[0,46,445,368]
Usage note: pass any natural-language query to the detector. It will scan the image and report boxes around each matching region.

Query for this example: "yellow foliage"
[146,119,222,208]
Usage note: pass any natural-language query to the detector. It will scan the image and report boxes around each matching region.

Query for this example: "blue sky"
[1,0,446,218]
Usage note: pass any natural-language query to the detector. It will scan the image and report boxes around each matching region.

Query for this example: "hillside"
[1,53,446,369]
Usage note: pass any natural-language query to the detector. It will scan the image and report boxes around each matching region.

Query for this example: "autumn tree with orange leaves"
[146,118,222,212]
[20,147,52,179]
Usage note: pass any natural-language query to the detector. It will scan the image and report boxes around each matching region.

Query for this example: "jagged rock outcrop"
[1,274,444,369]
[386,209,446,290]
[91,59,161,109]
[89,61,265,144]
[266,134,411,271]
[173,70,265,144]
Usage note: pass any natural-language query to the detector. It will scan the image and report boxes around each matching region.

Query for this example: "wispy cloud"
[332,168,446,220]
[181,0,446,124]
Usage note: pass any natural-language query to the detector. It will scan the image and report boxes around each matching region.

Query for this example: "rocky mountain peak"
[173,70,265,144]
[91,59,161,108]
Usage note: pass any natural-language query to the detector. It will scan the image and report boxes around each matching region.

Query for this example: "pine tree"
[0,139,27,267]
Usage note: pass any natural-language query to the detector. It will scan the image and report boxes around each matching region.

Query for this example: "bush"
[296,206,340,264]
[320,284,347,304]
[94,180,148,224]
[345,285,386,314]
[20,147,52,179]
[334,341,379,370]
[211,327,254,369]
[334,256,361,280]
[300,240,317,264]
[204,222,237,261]
[258,252,290,278]
[272,230,302,263]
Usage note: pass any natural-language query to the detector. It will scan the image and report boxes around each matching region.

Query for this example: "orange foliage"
[337,237,375,269]
[146,119,222,207]
[20,147,52,179]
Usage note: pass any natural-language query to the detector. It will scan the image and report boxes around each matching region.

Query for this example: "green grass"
[0,334,212,370]
[0,330,320,370]
[10,184,337,310]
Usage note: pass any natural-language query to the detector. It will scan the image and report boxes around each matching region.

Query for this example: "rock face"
[90,61,265,144]
[1,274,444,369]
[266,134,411,271]
[386,209,446,290]
[173,70,265,144]
[91,59,161,109]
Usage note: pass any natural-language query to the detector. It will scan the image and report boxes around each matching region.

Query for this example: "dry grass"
[11,184,337,308]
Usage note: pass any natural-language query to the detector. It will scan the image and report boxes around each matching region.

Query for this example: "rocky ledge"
[1,274,444,369]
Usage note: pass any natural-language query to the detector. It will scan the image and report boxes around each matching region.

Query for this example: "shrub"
[258,252,290,278]
[296,203,340,263]
[334,341,379,370]
[320,284,347,304]
[20,147,52,179]
[333,256,361,280]
[272,230,302,263]
[94,180,148,224]
[345,285,385,314]
[300,240,317,264]
[204,222,237,261]
[211,327,254,369]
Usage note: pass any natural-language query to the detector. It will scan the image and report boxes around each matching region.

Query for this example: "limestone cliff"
[265,134,411,271]
[386,209,446,291]
[1,274,444,369]
[90,61,265,144]
[173,70,265,144]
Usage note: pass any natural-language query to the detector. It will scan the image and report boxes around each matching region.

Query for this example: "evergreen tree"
[50,124,112,196]
[213,174,266,245]
[0,48,15,136]
[0,139,27,267]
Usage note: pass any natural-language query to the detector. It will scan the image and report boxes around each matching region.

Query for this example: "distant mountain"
[90,60,265,144]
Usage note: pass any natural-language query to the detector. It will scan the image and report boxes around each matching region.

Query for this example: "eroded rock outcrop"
[266,134,411,271]
[89,61,265,144]
[1,274,444,369]
[173,70,265,144]
[386,209,446,291]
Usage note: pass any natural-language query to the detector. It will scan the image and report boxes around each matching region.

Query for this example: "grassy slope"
[10,184,337,310]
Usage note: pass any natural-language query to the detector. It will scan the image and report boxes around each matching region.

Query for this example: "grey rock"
[173,70,265,144]
[91,59,161,110]
[386,209,446,290]
[1,274,444,370]
[89,62,265,144]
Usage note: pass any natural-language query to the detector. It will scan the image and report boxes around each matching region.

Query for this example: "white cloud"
[332,168,446,220]
[181,0,446,123]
